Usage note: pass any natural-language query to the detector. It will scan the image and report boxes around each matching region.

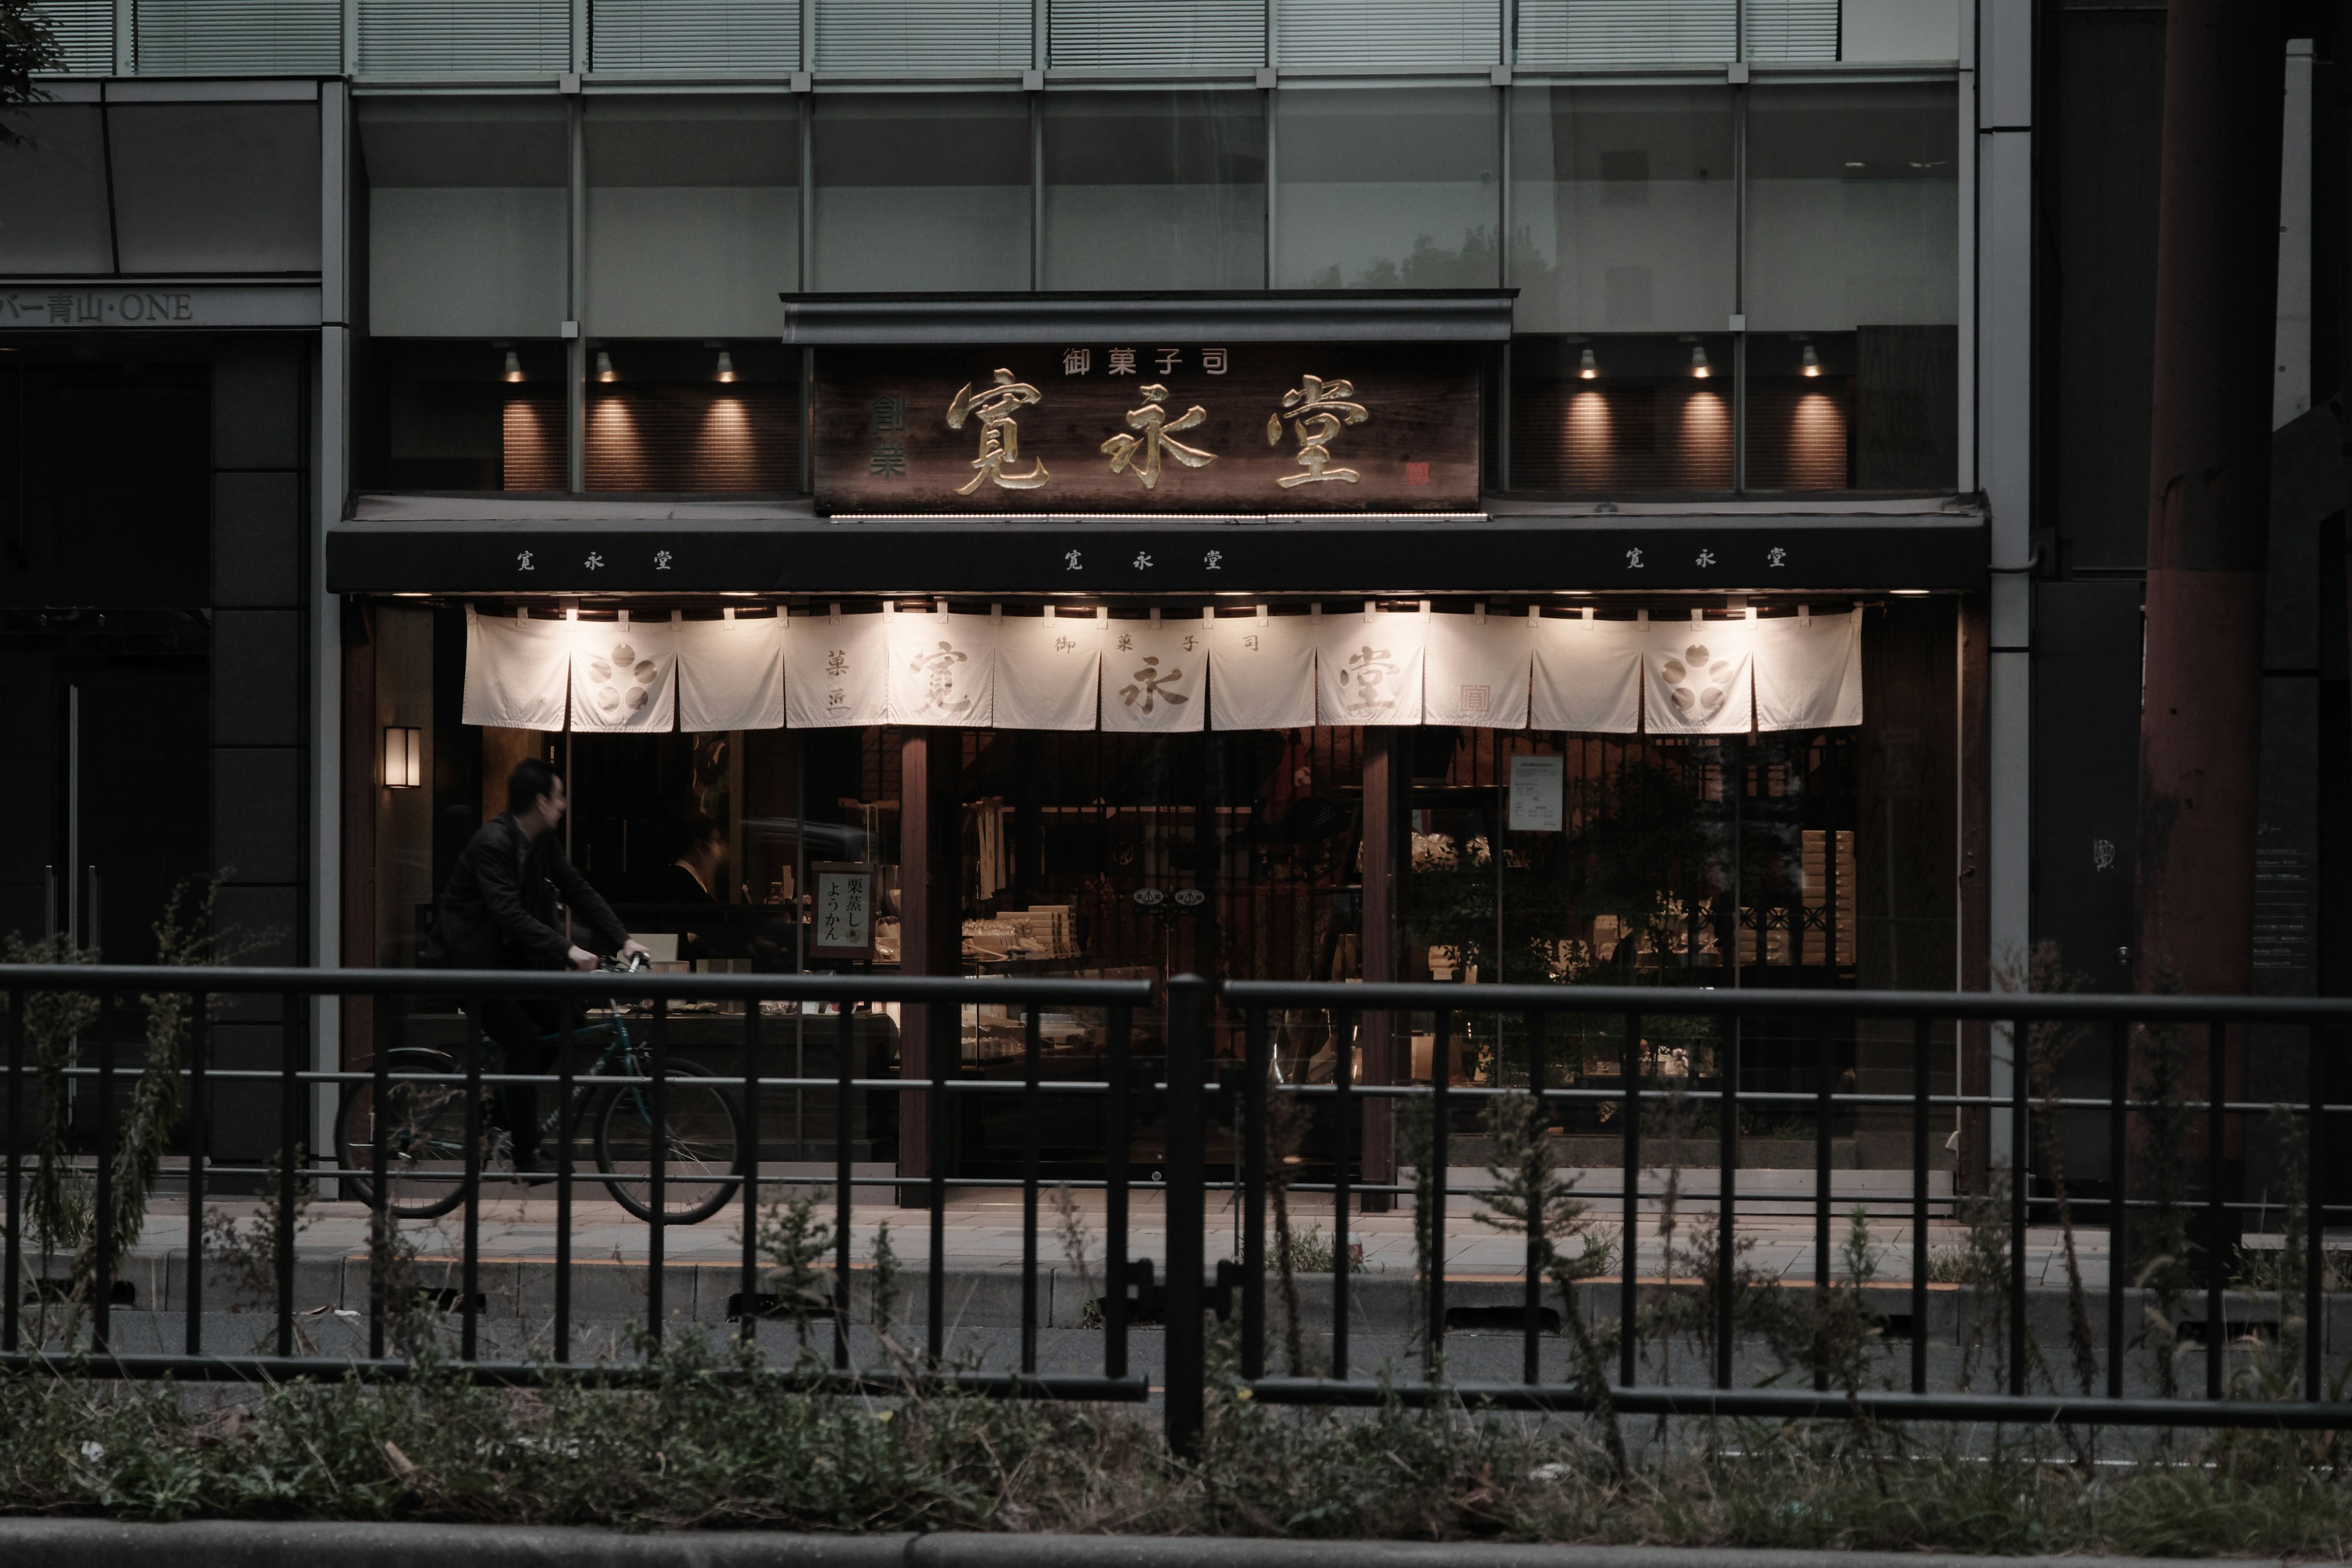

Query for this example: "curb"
[0,1521,2280,1568]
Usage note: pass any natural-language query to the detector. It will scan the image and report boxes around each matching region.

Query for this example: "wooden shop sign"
[813,342,1480,514]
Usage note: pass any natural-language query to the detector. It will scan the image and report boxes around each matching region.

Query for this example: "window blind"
[359,0,573,77]
[1515,0,1734,66]
[1744,0,1840,61]
[1049,0,1264,72]
[592,0,800,73]
[32,1,113,72]
[135,0,341,74]
[1275,0,1501,72]
[814,0,1031,74]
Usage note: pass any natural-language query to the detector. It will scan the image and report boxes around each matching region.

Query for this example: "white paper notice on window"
[810,863,875,958]
[1507,753,1566,833]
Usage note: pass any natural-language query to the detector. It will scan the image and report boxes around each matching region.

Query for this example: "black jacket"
[428,813,630,972]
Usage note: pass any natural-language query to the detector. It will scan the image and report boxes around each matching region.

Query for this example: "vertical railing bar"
[2007,1016,2027,1398]
[648,995,669,1347]
[2,990,17,1354]
[2106,1016,2128,1400]
[1163,974,1208,1458]
[1241,1003,1268,1382]
[1619,1011,1641,1389]
[2309,1018,2325,1401]
[1523,1008,1545,1385]
[834,999,854,1370]
[1331,1007,1354,1382]
[92,1003,114,1352]
[928,996,948,1370]
[1910,1012,1929,1395]
[553,1008,575,1363]
[367,991,390,1362]
[276,990,300,1361]
[1104,1002,1131,1381]
[740,995,763,1352]
[1021,1002,1041,1378]
[1813,1012,1832,1393]
[1428,1006,1452,1378]
[461,1000,484,1363]
[1716,1014,1736,1391]
[2205,1017,2225,1403]
[187,990,208,1357]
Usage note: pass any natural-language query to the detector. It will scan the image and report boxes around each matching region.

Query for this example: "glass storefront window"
[584,339,799,492]
[1510,333,1736,493]
[811,93,1031,292]
[1507,86,1735,334]
[364,597,1956,1175]
[360,99,570,337]
[357,339,570,491]
[0,105,118,273]
[108,102,322,273]
[584,97,799,338]
[1042,91,1265,290]
[1745,83,1958,491]
[1273,87,1500,289]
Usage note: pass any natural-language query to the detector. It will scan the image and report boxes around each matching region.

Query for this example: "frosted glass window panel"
[1273,89,1499,291]
[0,105,113,272]
[109,104,322,272]
[1841,0,1961,61]
[361,99,569,337]
[1508,86,1734,334]
[1745,84,1959,331]
[586,97,797,337]
[1514,0,1733,67]
[1043,92,1265,290]
[812,95,1030,292]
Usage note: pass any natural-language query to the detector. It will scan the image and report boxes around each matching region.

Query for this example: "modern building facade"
[0,0,2110,1197]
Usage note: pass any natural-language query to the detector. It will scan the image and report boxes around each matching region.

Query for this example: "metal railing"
[0,964,2348,1458]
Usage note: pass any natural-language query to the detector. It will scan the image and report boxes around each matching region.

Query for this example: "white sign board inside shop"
[1507,753,1566,834]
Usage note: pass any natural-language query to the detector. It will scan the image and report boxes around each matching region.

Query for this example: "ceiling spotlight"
[502,350,523,383]
[1690,344,1711,379]
[1800,343,1822,378]
[595,350,616,383]
[1578,345,1598,380]
[715,349,736,383]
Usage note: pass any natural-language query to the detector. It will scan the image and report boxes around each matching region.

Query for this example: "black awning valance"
[327,508,1986,597]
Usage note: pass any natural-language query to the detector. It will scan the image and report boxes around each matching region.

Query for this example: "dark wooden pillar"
[896,726,962,1195]
[1359,727,1408,1208]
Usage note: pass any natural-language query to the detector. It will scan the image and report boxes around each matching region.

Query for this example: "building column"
[896,726,961,1196]
[1978,0,2035,1172]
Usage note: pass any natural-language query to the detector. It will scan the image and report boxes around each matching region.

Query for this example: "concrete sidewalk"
[0,1521,2284,1568]
[106,1185,2109,1289]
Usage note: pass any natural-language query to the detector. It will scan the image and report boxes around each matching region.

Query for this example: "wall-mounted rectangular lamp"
[383,726,421,789]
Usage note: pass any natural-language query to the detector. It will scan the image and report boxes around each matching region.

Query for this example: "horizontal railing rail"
[0,964,2342,1458]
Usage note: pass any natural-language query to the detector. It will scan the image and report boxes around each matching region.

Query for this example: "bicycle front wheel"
[592,1060,745,1224]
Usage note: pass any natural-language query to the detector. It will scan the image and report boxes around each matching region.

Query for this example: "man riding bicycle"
[426,758,648,1172]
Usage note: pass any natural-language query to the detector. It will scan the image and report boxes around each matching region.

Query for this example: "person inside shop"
[426,758,647,1172]
[649,813,726,907]
[647,812,737,961]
